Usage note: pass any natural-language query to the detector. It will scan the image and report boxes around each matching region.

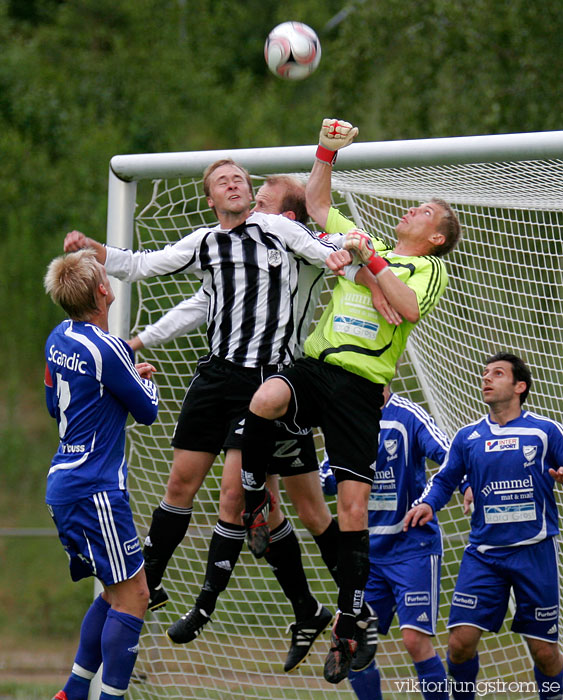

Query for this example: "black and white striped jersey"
[105,211,340,368]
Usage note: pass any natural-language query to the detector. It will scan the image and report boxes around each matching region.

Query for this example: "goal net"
[104,134,563,700]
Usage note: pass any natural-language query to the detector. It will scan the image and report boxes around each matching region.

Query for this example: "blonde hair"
[44,249,102,321]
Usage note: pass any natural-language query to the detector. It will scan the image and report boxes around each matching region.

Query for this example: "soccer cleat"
[284,603,333,673]
[323,626,358,684]
[148,583,169,611]
[167,607,211,644]
[52,692,68,700]
[351,603,379,671]
[242,489,273,558]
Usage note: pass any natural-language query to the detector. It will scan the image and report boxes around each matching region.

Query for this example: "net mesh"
[123,158,563,699]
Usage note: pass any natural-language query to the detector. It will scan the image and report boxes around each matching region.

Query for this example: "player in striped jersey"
[405,353,563,700]
[321,387,451,699]
[44,250,159,700]
[241,118,462,684]
[63,162,357,671]
[126,176,347,671]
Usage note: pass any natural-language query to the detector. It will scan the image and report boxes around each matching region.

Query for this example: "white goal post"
[103,131,563,700]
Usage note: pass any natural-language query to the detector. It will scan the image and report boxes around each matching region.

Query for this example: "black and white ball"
[264,22,321,81]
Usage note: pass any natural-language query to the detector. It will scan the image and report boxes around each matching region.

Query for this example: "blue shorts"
[48,489,144,587]
[365,554,441,636]
[448,538,560,642]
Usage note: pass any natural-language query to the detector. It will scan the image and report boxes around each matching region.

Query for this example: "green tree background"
[0,0,561,658]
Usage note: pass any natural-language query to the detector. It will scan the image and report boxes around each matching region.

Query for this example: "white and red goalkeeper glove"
[316,118,359,165]
[344,229,389,277]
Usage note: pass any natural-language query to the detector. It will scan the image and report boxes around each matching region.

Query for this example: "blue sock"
[447,651,479,700]
[99,608,144,698]
[534,664,563,700]
[414,654,449,700]
[63,594,110,700]
[348,661,382,700]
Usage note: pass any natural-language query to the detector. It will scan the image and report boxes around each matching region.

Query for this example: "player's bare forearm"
[463,486,474,514]
[64,230,107,263]
[128,337,144,352]
[376,269,420,323]
[403,503,433,530]
[354,267,403,326]
[305,160,332,229]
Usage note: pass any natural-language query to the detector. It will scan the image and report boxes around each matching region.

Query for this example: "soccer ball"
[264,22,321,81]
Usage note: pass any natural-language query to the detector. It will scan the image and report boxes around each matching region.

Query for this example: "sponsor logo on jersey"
[452,592,478,609]
[535,606,558,621]
[48,345,88,374]
[405,592,430,606]
[523,444,538,467]
[124,537,141,556]
[62,443,86,454]
[368,492,398,511]
[333,315,379,340]
[267,250,282,267]
[468,430,481,440]
[485,437,519,452]
[384,439,398,460]
[483,502,536,524]
[481,476,533,498]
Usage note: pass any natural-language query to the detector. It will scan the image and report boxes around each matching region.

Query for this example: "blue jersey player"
[321,385,451,700]
[44,249,159,700]
[405,352,563,700]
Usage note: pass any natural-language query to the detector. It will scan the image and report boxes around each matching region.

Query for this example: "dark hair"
[485,352,532,405]
[265,175,308,224]
[429,197,462,257]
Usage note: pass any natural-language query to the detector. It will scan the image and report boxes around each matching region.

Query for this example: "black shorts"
[171,354,318,476]
[271,356,384,484]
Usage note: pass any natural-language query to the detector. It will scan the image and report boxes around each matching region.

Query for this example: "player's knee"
[293,501,331,535]
[403,628,434,662]
[249,378,290,419]
[530,642,563,676]
[447,630,476,665]
[219,484,244,520]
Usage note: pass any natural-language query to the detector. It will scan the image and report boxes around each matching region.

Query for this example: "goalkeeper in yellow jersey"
[241,118,462,686]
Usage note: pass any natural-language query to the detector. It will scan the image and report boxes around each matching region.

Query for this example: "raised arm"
[64,230,107,263]
[305,118,358,229]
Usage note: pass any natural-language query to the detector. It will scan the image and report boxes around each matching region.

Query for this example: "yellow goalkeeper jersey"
[304,207,448,385]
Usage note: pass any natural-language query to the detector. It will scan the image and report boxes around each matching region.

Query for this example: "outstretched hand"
[319,118,359,151]
[403,503,433,531]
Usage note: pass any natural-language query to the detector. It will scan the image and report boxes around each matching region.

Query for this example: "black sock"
[264,519,317,622]
[143,501,192,588]
[241,410,276,493]
[195,520,245,615]
[336,529,370,623]
[313,518,339,584]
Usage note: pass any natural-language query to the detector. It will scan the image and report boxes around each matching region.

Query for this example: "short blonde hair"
[44,249,102,321]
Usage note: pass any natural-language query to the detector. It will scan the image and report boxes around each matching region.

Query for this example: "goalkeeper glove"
[319,456,337,496]
[316,118,359,165]
[344,229,389,277]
